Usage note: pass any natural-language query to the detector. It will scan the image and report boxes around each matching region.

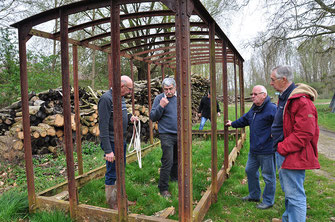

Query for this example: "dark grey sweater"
[98,89,128,154]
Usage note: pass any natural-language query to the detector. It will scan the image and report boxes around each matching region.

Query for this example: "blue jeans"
[158,133,178,192]
[276,152,306,222]
[105,142,127,185]
[245,152,276,205]
[199,117,209,130]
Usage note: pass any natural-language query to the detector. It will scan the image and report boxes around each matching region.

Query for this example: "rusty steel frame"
[209,21,218,203]
[12,0,246,221]
[73,45,84,176]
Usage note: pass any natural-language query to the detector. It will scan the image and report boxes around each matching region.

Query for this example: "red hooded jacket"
[277,83,320,170]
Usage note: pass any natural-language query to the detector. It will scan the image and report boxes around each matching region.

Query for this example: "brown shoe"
[272,218,282,222]
[160,190,171,198]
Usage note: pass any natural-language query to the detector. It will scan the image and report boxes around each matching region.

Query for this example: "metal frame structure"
[11,0,246,221]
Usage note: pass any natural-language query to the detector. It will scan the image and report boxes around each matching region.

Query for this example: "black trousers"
[158,133,178,192]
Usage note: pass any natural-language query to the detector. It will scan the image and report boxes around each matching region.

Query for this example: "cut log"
[15,106,41,117]
[32,131,40,139]
[89,124,100,136]
[30,125,47,138]
[43,114,64,127]
[13,140,24,151]
[0,136,24,162]
[17,131,24,140]
[56,129,64,138]
[81,125,89,135]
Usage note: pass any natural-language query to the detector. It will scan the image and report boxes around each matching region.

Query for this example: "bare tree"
[255,0,334,51]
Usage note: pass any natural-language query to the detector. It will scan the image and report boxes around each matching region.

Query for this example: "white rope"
[127,120,142,168]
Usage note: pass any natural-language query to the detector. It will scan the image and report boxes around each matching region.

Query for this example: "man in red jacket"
[270,65,320,222]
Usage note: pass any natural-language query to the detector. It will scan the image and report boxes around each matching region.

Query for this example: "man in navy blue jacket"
[226,85,277,209]
[150,77,178,198]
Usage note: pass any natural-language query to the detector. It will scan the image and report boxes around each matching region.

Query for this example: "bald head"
[251,85,267,106]
[121,75,132,85]
[253,85,267,95]
[120,75,133,97]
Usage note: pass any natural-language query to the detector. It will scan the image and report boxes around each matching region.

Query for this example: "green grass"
[314,98,331,104]
[317,153,335,178]
[0,189,29,222]
[79,137,237,220]
[0,141,105,193]
[315,104,335,132]
[204,130,335,222]
[29,210,72,222]
[1,102,334,221]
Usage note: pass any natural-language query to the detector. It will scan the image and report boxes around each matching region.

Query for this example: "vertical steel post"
[147,62,154,144]
[238,60,245,134]
[161,64,165,80]
[108,53,112,89]
[18,26,36,212]
[233,56,239,145]
[73,45,83,175]
[60,9,78,218]
[175,0,193,220]
[110,2,127,220]
[222,41,229,171]
[209,21,218,198]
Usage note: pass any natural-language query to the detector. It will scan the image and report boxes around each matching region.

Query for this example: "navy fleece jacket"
[231,96,277,154]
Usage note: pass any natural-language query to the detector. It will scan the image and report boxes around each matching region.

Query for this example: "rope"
[127,120,142,168]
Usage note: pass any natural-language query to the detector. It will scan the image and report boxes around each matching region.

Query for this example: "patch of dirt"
[318,127,335,161]
[313,127,335,181]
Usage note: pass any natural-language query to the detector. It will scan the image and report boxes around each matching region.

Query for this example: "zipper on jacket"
[251,112,256,127]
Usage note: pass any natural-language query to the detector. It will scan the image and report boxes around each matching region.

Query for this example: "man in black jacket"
[198,90,221,130]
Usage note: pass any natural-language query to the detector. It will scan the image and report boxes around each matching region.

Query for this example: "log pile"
[0,75,217,162]
[0,87,100,162]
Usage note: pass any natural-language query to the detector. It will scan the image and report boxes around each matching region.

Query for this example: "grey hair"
[272,65,293,82]
[162,77,176,88]
[254,85,267,95]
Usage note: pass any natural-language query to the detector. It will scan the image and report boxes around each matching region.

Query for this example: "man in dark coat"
[226,85,277,210]
[98,75,137,209]
[198,90,221,130]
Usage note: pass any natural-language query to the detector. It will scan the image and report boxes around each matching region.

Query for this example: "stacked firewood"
[0,87,101,162]
[0,75,213,162]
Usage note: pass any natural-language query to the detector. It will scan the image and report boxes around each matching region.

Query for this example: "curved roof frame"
[12,0,243,64]
[11,0,246,221]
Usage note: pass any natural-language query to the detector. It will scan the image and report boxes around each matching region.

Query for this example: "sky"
[221,0,268,61]
[4,0,269,63]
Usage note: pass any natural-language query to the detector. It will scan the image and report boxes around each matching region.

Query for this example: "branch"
[314,0,335,14]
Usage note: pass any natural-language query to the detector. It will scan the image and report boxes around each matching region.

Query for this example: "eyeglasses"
[270,77,282,82]
[250,92,264,96]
